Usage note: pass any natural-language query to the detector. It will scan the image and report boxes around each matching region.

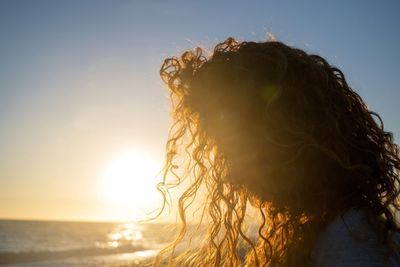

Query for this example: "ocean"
[0,219,178,266]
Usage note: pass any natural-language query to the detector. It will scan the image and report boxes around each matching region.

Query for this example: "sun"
[101,149,162,221]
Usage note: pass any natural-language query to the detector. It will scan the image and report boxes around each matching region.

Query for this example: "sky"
[0,0,399,222]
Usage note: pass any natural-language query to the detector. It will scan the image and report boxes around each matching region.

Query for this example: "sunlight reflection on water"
[106,223,144,248]
[0,220,173,266]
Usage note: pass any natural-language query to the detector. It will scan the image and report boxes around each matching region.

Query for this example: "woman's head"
[156,37,400,266]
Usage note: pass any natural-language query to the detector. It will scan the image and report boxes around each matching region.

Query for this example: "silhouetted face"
[189,70,290,201]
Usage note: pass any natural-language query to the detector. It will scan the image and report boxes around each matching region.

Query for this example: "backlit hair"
[154,37,400,266]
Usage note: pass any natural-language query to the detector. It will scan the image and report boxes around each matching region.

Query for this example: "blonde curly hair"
[153,37,400,266]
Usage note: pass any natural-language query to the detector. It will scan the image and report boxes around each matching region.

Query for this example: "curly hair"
[153,37,400,266]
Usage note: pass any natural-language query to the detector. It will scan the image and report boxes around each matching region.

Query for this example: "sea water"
[0,220,177,266]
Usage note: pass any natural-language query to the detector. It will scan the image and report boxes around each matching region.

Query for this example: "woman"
[154,37,400,266]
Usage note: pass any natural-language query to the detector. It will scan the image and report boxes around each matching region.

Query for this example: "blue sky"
[0,0,399,221]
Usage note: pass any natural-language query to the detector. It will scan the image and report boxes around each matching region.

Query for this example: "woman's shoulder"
[310,208,400,266]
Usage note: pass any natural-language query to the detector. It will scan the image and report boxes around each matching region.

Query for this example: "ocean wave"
[0,243,149,265]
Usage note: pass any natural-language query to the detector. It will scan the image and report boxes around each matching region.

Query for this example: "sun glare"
[101,149,162,221]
